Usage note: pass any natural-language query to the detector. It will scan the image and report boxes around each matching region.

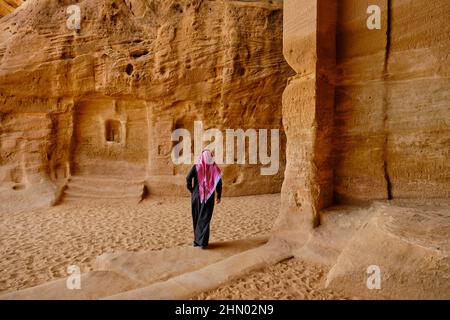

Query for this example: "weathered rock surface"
[1,0,449,301]
[324,200,450,299]
[0,0,22,18]
[104,239,291,300]
[277,0,450,232]
[0,0,290,206]
[94,237,268,285]
[275,0,450,299]
[333,0,450,203]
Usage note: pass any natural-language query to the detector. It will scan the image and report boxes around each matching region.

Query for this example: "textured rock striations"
[277,0,450,233]
[0,0,449,300]
[0,0,22,18]
[0,0,291,205]
[276,0,450,299]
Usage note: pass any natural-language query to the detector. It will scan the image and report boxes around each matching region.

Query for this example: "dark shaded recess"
[382,0,393,200]
[125,63,134,75]
[130,49,149,58]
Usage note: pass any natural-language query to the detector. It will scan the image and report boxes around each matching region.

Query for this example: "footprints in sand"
[194,259,350,300]
[0,194,280,294]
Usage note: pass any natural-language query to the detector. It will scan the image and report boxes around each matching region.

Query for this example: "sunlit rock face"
[333,0,450,203]
[0,0,22,18]
[0,0,291,204]
[278,0,450,235]
[275,0,449,300]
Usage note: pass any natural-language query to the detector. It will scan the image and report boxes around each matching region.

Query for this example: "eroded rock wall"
[0,0,291,200]
[278,0,336,236]
[334,0,450,203]
[277,0,450,233]
[276,0,449,299]
[0,0,22,18]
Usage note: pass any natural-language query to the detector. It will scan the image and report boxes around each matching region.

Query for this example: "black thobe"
[186,165,222,247]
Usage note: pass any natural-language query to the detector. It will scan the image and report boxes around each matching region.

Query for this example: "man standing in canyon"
[186,150,223,249]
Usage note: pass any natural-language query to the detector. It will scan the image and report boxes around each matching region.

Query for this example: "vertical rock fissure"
[382,0,393,200]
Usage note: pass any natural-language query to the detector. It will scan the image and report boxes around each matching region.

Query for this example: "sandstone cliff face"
[333,0,450,203]
[0,0,22,18]
[276,0,450,299]
[278,0,450,235]
[0,0,290,203]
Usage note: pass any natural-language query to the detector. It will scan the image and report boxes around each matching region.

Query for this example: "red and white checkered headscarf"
[195,150,222,203]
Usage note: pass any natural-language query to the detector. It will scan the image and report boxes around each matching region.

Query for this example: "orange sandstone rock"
[0,0,291,205]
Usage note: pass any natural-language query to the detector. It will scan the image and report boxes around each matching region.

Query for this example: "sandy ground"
[194,258,350,300]
[0,194,279,294]
[0,193,348,299]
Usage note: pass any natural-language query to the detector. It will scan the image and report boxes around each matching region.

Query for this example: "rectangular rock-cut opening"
[105,119,121,143]
[71,98,149,178]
